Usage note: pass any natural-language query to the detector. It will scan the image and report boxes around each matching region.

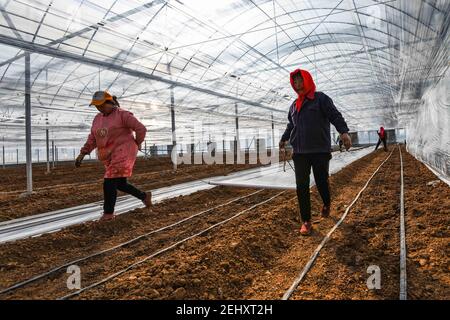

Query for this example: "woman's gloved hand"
[135,140,142,151]
[75,153,85,167]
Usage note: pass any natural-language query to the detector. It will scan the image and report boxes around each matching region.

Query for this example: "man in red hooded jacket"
[375,126,388,152]
[279,69,351,235]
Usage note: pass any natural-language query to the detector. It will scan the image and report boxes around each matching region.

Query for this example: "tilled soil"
[3,148,386,299]
[0,149,385,299]
[285,146,403,300]
[1,147,447,300]
[250,145,449,300]
[0,157,168,192]
[402,148,449,299]
[0,186,262,298]
[0,156,258,221]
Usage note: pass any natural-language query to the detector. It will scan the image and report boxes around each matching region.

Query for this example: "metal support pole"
[144,140,147,159]
[16,148,18,165]
[271,113,275,149]
[171,92,176,170]
[2,137,5,169]
[52,140,55,168]
[37,148,39,163]
[46,129,50,173]
[25,52,32,193]
[235,103,239,163]
[168,63,177,171]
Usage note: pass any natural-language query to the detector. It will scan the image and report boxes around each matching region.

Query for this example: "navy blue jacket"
[281,92,349,154]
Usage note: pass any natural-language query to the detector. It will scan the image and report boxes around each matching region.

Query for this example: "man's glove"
[279,140,288,166]
[340,133,352,150]
[75,153,85,167]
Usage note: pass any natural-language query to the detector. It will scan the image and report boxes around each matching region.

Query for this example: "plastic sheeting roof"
[0,0,448,146]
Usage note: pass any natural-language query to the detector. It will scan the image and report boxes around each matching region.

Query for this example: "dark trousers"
[103,177,146,214]
[292,153,331,222]
[375,138,387,151]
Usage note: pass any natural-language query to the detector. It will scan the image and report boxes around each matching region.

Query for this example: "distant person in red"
[375,126,388,152]
[75,91,152,222]
[279,69,351,235]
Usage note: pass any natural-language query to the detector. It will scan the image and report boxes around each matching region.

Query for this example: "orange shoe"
[321,205,330,218]
[300,221,312,235]
[143,192,152,208]
[99,213,115,222]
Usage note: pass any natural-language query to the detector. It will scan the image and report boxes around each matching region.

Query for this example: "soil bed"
[1,147,447,300]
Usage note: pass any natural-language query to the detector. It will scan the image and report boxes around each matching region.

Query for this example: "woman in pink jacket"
[75,91,151,221]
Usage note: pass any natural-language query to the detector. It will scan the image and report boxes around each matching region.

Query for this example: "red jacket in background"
[378,127,385,139]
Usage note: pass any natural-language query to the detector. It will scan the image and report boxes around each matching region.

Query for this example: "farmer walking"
[375,126,388,151]
[279,69,351,235]
[75,91,152,221]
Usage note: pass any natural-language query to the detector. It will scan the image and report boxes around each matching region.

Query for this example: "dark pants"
[375,138,387,151]
[292,153,331,222]
[103,177,146,214]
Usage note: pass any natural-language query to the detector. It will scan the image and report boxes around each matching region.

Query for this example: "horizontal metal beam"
[0,0,166,68]
[0,34,283,114]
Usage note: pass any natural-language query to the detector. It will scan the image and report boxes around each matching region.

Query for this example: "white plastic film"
[406,68,450,180]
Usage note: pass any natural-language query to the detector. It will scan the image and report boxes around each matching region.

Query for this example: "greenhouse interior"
[0,0,448,303]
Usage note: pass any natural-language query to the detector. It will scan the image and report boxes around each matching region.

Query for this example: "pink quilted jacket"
[81,107,147,178]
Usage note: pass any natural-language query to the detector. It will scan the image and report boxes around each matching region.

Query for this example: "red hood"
[290,69,316,111]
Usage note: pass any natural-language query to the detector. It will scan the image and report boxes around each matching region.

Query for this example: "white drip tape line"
[399,146,407,300]
[0,190,264,295]
[59,191,286,300]
[0,179,219,242]
[282,148,395,300]
[208,180,296,190]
